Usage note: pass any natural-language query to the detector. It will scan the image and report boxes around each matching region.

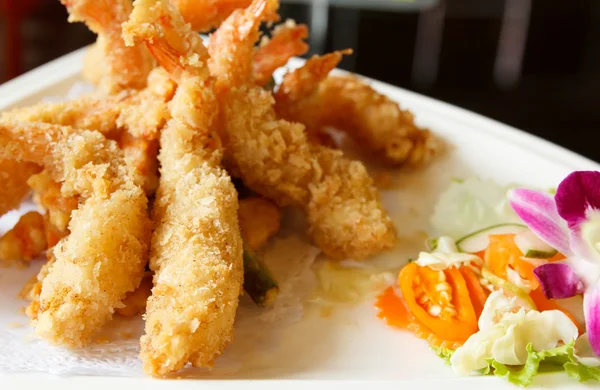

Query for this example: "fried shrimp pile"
[209,0,396,259]
[0,0,441,377]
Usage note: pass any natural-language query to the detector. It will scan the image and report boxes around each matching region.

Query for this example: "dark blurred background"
[1,0,598,161]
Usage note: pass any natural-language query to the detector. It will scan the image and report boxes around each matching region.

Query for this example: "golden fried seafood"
[0,159,40,216]
[3,71,174,195]
[22,250,56,320]
[238,196,281,250]
[115,68,177,194]
[1,94,129,138]
[28,170,78,243]
[275,56,440,166]
[253,21,309,86]
[0,120,151,347]
[116,272,153,317]
[116,68,176,141]
[124,0,243,376]
[169,0,279,32]
[209,0,396,259]
[0,211,46,263]
[60,0,154,93]
[82,41,104,86]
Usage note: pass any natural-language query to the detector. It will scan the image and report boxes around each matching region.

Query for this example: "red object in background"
[0,0,45,80]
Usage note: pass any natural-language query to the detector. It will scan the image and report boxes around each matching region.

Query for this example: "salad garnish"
[509,171,600,357]
[378,172,600,386]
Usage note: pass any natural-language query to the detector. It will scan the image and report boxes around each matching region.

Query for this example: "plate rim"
[0,48,597,388]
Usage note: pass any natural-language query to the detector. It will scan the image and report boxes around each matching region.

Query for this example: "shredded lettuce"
[483,343,570,387]
[477,341,600,386]
[431,345,454,365]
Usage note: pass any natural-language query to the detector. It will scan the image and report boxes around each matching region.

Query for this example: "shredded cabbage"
[415,236,482,270]
[481,267,536,308]
[431,177,522,239]
[451,291,578,377]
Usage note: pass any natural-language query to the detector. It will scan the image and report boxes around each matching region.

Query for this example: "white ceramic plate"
[0,48,598,390]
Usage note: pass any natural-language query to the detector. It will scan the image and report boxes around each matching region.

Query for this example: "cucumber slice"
[514,230,558,259]
[524,249,558,259]
[426,237,439,251]
[456,223,527,253]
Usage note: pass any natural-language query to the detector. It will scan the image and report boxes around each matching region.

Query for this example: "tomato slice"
[399,263,478,343]
[485,234,540,289]
[460,266,488,318]
[375,287,465,350]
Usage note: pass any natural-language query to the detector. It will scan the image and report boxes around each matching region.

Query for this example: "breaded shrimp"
[209,0,396,259]
[116,272,153,317]
[0,211,46,263]
[124,0,243,376]
[60,0,154,93]
[0,120,151,347]
[275,55,440,166]
[28,170,79,245]
[168,0,279,32]
[82,41,104,86]
[117,68,176,141]
[2,92,161,195]
[0,159,40,216]
[253,21,309,86]
[1,93,131,138]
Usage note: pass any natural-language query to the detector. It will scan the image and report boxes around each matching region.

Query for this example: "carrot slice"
[399,263,477,343]
[485,234,540,290]
[376,287,412,329]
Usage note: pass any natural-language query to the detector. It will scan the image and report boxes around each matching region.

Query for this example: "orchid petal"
[570,225,600,264]
[556,171,600,230]
[508,188,571,255]
[584,285,600,357]
[533,263,583,299]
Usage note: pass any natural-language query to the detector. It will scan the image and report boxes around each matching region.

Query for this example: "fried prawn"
[0,120,151,347]
[124,0,243,376]
[209,0,396,259]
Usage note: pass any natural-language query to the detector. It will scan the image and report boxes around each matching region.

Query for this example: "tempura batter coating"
[0,120,151,347]
[275,56,440,166]
[209,0,396,259]
[1,93,131,137]
[2,71,174,195]
[124,0,243,376]
[61,0,154,93]
[0,159,40,216]
[169,0,279,32]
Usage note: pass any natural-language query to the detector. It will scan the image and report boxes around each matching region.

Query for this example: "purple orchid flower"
[508,171,600,356]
